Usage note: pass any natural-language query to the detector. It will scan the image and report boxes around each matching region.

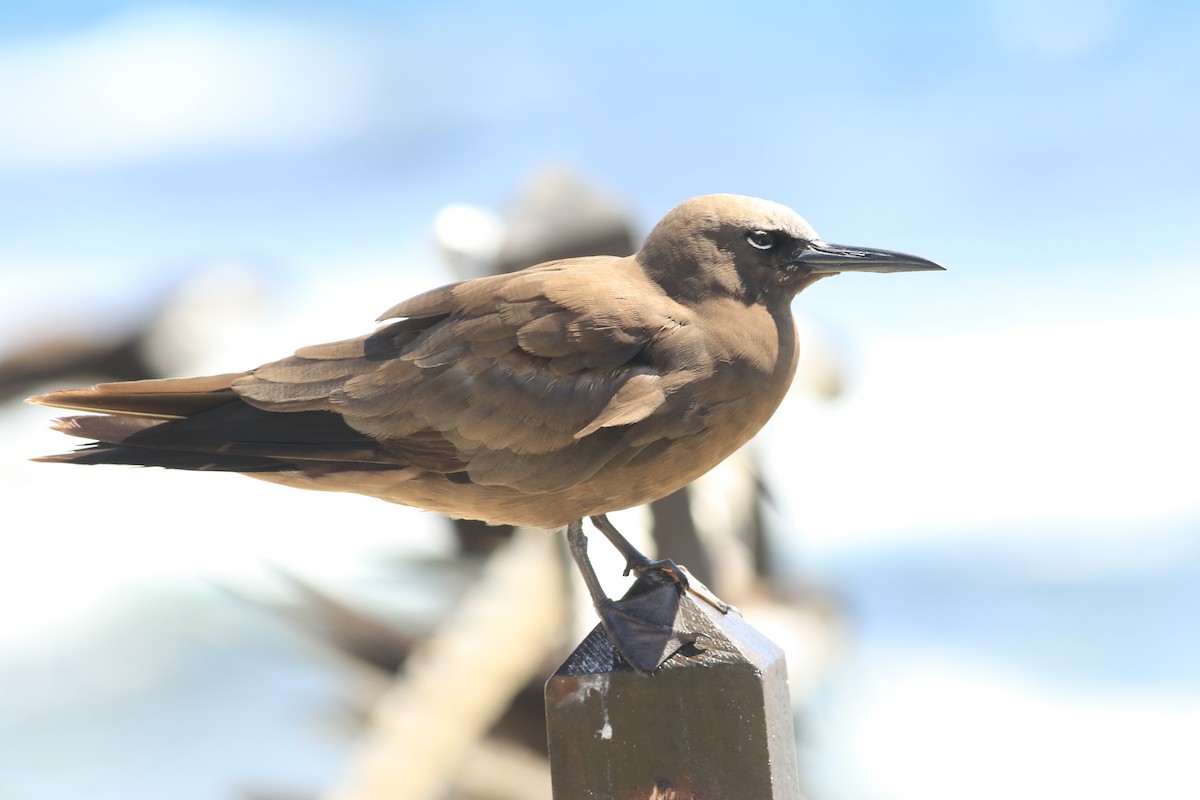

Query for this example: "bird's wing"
[232,258,712,490]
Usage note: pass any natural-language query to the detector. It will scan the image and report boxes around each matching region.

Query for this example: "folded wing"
[34,257,713,493]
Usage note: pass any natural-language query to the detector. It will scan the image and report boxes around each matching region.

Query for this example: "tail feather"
[34,442,294,472]
[31,374,415,475]
[28,373,246,418]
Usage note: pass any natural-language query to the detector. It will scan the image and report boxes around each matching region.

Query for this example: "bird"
[29,194,943,672]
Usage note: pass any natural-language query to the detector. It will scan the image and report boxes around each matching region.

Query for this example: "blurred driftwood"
[323,528,563,800]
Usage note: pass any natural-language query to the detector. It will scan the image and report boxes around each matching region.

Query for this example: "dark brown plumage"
[31,194,942,670]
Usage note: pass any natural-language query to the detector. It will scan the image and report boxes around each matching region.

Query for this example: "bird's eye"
[747,230,774,250]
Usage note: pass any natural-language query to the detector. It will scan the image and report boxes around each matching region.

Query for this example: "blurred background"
[2,1,1198,798]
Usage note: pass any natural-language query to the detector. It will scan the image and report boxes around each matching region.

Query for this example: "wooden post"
[545,577,800,800]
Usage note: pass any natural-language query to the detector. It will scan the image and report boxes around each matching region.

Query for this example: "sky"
[1,2,1198,799]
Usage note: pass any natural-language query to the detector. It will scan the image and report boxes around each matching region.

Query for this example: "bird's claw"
[623,556,690,593]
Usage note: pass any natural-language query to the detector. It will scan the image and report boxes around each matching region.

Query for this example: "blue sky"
[2,1,1197,297]
[1,0,1197,365]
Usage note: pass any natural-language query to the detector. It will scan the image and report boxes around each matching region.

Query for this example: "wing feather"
[203,257,712,492]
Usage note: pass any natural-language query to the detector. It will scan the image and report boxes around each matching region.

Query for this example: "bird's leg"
[565,519,617,614]
[566,518,699,674]
[590,513,736,615]
[589,513,688,592]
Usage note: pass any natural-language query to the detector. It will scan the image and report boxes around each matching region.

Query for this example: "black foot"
[595,573,699,674]
[566,516,736,673]
[623,555,689,592]
[625,553,735,615]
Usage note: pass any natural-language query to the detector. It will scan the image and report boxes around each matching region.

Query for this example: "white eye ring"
[747,230,774,250]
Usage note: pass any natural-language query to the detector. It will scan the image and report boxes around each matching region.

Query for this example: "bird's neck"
[635,248,752,307]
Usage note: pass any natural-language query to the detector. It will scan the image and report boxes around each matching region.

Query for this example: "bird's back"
[32,253,799,528]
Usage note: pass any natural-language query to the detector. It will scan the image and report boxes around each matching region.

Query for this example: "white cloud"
[986,0,1125,59]
[0,7,378,170]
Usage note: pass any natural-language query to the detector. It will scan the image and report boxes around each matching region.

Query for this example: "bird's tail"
[28,373,246,418]
[28,374,404,473]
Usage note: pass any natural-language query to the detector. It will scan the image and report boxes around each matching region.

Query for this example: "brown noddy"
[30,194,943,672]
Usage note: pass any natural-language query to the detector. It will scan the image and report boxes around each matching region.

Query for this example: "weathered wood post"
[545,575,800,799]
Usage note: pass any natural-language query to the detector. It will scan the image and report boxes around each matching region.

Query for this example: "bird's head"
[638,194,944,306]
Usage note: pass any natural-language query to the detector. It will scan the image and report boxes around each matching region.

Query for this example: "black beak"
[795,240,945,274]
